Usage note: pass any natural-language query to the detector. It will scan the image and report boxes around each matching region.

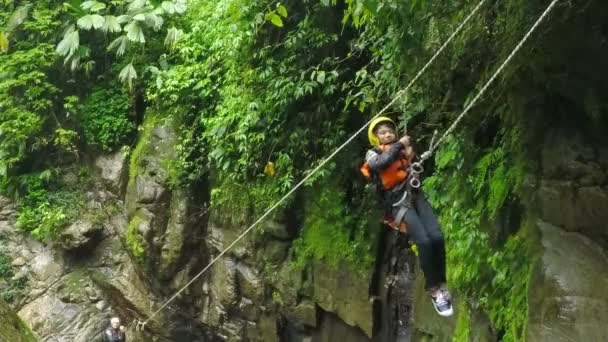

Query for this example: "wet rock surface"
[527,221,608,342]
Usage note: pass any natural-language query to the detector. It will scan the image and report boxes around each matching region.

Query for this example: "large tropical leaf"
[6,4,32,33]
[65,46,91,71]
[77,14,105,30]
[103,16,122,33]
[119,63,138,89]
[108,35,129,56]
[145,13,164,30]
[56,26,80,57]
[125,22,145,43]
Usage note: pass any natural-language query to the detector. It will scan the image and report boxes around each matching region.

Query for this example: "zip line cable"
[418,0,561,162]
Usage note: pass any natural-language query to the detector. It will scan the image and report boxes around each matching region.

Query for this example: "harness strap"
[394,205,409,229]
[392,188,412,229]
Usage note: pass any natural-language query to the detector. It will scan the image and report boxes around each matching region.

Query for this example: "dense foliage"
[1,0,577,338]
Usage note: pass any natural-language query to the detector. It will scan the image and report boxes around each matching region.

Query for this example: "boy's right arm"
[366,143,403,171]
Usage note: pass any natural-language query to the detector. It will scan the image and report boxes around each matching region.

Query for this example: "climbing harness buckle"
[410,162,424,174]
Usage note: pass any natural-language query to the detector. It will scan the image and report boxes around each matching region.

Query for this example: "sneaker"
[431,291,453,317]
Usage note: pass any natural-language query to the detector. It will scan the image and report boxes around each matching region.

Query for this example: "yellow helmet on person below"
[368,116,397,146]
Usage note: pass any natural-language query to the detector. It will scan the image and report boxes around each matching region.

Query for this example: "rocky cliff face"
[0,116,417,342]
[526,130,608,342]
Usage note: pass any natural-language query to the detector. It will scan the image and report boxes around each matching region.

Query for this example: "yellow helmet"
[368,116,396,146]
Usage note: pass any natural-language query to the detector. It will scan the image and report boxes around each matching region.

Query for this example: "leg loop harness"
[390,161,424,230]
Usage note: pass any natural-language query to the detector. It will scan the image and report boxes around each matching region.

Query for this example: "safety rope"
[134,0,541,329]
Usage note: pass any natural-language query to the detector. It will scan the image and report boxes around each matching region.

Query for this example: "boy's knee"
[429,233,444,245]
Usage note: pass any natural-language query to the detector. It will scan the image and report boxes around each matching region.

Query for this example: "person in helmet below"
[102,317,126,342]
[361,116,452,317]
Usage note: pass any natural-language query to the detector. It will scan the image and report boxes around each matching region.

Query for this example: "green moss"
[291,183,379,274]
[128,115,161,187]
[452,300,470,342]
[126,215,145,260]
[16,318,37,342]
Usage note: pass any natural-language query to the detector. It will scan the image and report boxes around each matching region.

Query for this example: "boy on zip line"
[361,116,453,317]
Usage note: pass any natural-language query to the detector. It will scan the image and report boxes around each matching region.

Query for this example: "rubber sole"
[431,298,453,317]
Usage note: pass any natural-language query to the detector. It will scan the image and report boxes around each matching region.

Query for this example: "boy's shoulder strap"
[365,147,382,161]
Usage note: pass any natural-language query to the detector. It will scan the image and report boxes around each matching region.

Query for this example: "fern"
[474,148,504,196]
[487,163,509,218]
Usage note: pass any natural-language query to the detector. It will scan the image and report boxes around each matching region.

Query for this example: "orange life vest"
[360,144,410,190]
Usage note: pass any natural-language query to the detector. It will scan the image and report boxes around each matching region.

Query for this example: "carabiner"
[410,162,424,174]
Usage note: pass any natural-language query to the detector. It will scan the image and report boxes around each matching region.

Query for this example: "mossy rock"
[0,298,38,342]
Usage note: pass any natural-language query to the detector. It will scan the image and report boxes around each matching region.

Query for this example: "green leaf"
[63,1,86,16]
[133,14,146,21]
[125,22,145,43]
[277,4,288,18]
[316,70,325,84]
[119,63,138,89]
[269,13,283,27]
[103,15,122,33]
[0,32,8,53]
[82,1,106,12]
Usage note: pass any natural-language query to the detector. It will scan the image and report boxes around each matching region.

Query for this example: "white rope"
[137,0,489,328]
[421,0,561,161]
